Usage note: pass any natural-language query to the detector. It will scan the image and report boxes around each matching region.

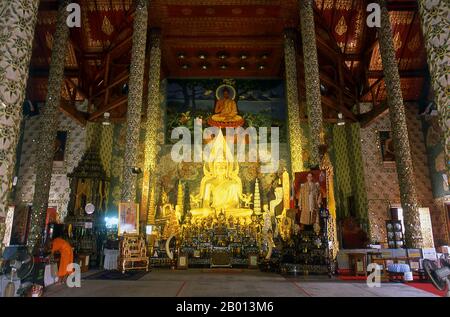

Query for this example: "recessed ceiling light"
[198,53,207,60]
[261,54,269,60]
[337,113,345,126]
[177,53,186,59]
[201,64,208,70]
[102,112,111,126]
[220,64,228,70]
[181,64,190,70]
[240,54,248,60]
[240,65,246,70]
[258,65,265,70]
[218,52,228,60]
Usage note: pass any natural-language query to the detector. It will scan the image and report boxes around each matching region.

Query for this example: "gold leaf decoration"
[394,32,402,51]
[335,16,348,36]
[407,33,420,52]
[101,16,114,36]
[45,32,53,50]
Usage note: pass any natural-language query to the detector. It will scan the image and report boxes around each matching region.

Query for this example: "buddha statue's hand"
[313,222,320,234]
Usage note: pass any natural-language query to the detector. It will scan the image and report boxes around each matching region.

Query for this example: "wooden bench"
[119,234,149,274]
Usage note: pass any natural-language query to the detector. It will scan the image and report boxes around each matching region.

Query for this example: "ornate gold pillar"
[418,0,449,179]
[283,30,304,174]
[378,0,422,248]
[120,0,149,203]
[0,1,40,247]
[141,29,162,225]
[28,0,70,251]
[299,0,323,168]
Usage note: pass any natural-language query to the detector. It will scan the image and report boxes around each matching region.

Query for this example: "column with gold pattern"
[120,0,149,203]
[0,0,40,247]
[378,0,422,248]
[417,0,449,180]
[299,0,323,168]
[283,30,304,174]
[141,29,162,225]
[28,0,71,251]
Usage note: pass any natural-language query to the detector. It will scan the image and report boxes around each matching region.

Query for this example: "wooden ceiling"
[27,0,429,125]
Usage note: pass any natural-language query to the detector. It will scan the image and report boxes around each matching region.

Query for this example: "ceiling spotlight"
[261,53,269,60]
[337,113,345,126]
[181,64,190,70]
[220,64,228,70]
[240,65,246,71]
[102,112,111,126]
[131,167,142,174]
[198,53,207,60]
[218,52,228,60]
[258,64,266,70]
[177,53,186,59]
[320,83,328,95]
[240,54,248,60]
[201,64,208,70]
[122,83,129,95]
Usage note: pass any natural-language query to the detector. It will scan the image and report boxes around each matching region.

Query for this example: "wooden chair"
[119,234,149,274]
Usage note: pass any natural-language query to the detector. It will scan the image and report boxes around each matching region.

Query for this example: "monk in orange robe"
[51,237,74,279]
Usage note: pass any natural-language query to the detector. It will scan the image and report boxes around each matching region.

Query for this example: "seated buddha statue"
[208,87,244,127]
[190,160,252,219]
[190,132,252,219]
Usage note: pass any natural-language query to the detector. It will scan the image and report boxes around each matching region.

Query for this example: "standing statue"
[297,172,322,233]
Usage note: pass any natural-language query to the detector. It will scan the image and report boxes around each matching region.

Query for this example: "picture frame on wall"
[54,131,67,162]
[118,202,139,236]
[177,254,188,269]
[248,255,258,269]
[379,131,395,162]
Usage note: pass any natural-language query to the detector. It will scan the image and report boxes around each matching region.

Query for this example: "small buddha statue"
[209,87,244,125]
[269,186,283,218]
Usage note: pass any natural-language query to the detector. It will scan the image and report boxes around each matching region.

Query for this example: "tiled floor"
[43,269,437,297]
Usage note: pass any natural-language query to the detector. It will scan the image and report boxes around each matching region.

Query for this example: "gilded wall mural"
[15,111,86,220]
[360,106,443,244]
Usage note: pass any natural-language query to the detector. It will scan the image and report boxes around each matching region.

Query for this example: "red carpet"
[406,282,447,297]
[338,275,368,281]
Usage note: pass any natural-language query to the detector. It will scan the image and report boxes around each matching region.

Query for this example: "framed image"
[379,131,395,162]
[54,131,67,162]
[248,255,258,269]
[177,254,188,269]
[10,204,32,245]
[118,202,139,236]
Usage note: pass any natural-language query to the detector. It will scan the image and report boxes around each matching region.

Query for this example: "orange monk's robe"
[51,238,74,277]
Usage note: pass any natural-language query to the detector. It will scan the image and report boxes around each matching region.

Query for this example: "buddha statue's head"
[222,87,230,100]
[214,161,229,178]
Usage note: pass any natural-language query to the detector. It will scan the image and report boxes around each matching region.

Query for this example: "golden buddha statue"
[208,85,245,127]
[190,132,252,219]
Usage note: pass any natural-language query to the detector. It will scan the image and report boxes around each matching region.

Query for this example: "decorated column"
[28,0,70,251]
[299,0,323,168]
[283,29,304,174]
[378,0,422,248]
[418,0,449,179]
[0,1,40,247]
[141,29,162,224]
[120,0,149,203]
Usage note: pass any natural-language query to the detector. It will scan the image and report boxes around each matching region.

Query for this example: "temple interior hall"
[0,0,449,298]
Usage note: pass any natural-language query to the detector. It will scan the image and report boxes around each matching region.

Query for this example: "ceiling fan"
[423,258,450,297]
